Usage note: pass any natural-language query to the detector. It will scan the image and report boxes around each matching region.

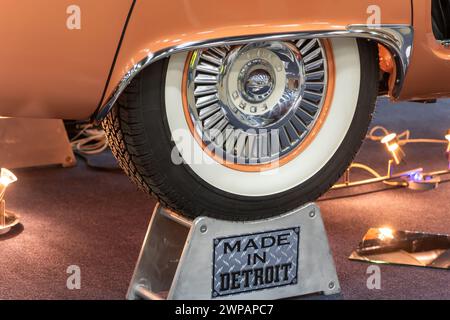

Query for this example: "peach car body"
[0,0,448,120]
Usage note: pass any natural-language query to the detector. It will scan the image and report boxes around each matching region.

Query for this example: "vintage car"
[0,0,449,220]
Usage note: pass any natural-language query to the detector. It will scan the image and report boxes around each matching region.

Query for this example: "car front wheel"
[103,38,379,220]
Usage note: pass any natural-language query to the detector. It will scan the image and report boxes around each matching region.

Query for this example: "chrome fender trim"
[94,24,413,121]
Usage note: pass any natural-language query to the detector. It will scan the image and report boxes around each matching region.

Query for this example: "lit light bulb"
[0,168,18,233]
[0,168,18,188]
[381,133,405,165]
[0,168,17,201]
[378,227,394,241]
[446,129,450,153]
[446,129,450,166]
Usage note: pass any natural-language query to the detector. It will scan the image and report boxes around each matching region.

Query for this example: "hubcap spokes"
[185,39,329,166]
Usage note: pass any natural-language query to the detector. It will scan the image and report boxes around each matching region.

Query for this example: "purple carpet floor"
[0,98,449,299]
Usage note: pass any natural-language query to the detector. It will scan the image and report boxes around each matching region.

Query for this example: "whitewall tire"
[103,38,378,220]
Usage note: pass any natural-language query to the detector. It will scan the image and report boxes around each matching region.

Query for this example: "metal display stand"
[0,117,76,169]
[127,202,340,300]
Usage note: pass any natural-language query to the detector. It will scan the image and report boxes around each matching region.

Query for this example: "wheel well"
[95,26,412,122]
[432,0,450,41]
[377,43,397,97]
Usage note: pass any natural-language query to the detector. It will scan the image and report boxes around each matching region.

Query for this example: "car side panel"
[399,0,450,100]
[0,0,133,119]
[101,0,412,110]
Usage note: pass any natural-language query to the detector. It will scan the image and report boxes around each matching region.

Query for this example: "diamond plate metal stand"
[127,202,340,300]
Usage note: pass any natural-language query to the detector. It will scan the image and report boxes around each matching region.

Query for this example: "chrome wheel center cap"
[224,43,303,126]
[241,64,274,103]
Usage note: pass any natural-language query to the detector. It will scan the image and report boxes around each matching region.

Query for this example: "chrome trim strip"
[94,24,413,121]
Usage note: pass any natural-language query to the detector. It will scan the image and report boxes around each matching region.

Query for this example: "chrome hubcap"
[185,39,329,165]
[241,65,274,104]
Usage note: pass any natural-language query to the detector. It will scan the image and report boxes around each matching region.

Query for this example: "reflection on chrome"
[185,40,328,165]
[349,228,450,269]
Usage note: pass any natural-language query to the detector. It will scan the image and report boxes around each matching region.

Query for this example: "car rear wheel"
[103,38,379,220]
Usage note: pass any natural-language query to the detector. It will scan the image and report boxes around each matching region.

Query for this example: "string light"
[381,133,405,165]
[446,129,450,165]
[332,126,450,190]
